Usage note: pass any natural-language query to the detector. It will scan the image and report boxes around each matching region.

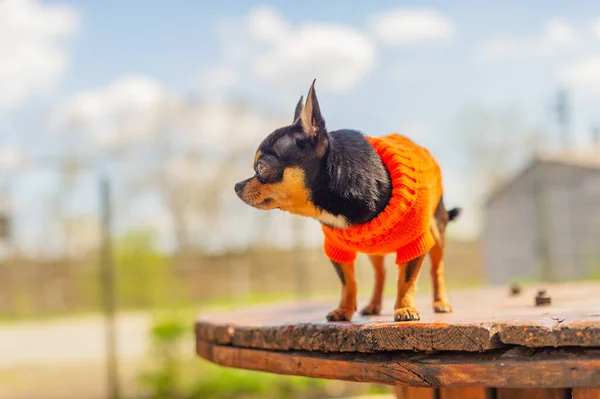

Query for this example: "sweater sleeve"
[324,236,357,264]
[395,229,435,265]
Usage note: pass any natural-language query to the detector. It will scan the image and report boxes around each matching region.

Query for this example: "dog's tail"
[448,207,462,222]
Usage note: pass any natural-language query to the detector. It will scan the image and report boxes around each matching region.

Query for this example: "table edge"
[197,338,600,388]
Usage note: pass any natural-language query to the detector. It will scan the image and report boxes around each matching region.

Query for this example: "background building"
[484,149,600,284]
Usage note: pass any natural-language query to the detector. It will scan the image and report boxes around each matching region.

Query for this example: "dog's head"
[234,80,330,219]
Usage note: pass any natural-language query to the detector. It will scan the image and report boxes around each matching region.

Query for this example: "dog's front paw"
[394,307,420,322]
[360,302,382,316]
[433,301,453,313]
[326,308,354,322]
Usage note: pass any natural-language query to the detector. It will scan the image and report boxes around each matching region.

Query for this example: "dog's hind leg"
[429,198,453,313]
[360,255,386,316]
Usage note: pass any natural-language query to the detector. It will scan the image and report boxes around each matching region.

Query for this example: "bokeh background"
[1,0,600,398]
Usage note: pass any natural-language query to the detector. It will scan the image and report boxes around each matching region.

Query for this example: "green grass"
[139,309,392,399]
[143,357,391,399]
[187,360,328,399]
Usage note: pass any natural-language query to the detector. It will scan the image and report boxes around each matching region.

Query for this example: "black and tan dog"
[235,80,460,322]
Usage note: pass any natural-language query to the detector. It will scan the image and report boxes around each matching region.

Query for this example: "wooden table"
[196,282,600,398]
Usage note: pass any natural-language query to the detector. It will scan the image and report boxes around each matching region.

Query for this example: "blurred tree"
[453,106,548,238]
[457,106,546,194]
[60,89,288,255]
[125,100,252,253]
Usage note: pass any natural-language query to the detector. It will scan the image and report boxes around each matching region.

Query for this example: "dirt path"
[0,312,195,399]
[0,312,153,368]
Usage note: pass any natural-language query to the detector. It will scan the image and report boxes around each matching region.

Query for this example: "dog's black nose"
[234,181,246,194]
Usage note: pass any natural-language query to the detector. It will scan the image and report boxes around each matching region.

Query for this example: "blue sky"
[44,0,600,160]
[3,0,600,253]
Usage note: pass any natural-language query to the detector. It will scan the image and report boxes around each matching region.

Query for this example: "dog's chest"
[318,212,349,229]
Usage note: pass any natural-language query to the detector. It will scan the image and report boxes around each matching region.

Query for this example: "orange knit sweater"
[322,134,443,265]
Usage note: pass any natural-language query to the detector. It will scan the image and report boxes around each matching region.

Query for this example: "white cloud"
[209,6,455,94]
[544,18,578,48]
[210,6,376,93]
[0,0,79,108]
[247,6,290,43]
[57,75,174,150]
[478,18,579,61]
[201,66,238,94]
[61,75,166,121]
[58,74,287,154]
[253,23,376,92]
[561,56,600,92]
[370,8,454,46]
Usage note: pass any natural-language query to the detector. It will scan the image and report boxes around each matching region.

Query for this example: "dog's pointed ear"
[297,79,328,155]
[299,79,325,137]
[293,96,303,123]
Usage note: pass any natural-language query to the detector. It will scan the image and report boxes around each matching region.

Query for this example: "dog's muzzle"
[234,181,247,197]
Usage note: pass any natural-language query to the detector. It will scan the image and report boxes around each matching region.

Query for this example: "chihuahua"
[235,80,460,322]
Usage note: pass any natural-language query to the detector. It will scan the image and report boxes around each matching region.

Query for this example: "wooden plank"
[196,282,600,352]
[496,388,571,399]
[394,385,435,399]
[439,387,489,398]
[499,315,600,348]
[197,339,600,388]
[225,321,499,353]
[572,388,600,399]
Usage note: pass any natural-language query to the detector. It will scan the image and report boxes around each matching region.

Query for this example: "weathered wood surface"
[394,386,436,399]
[196,282,600,352]
[439,387,492,399]
[495,388,571,399]
[197,339,600,388]
[434,387,490,399]
[572,388,600,399]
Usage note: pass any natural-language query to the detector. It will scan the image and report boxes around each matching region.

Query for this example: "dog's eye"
[256,161,267,176]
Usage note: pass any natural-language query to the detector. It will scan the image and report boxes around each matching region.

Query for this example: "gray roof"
[485,147,600,206]
[535,148,600,169]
